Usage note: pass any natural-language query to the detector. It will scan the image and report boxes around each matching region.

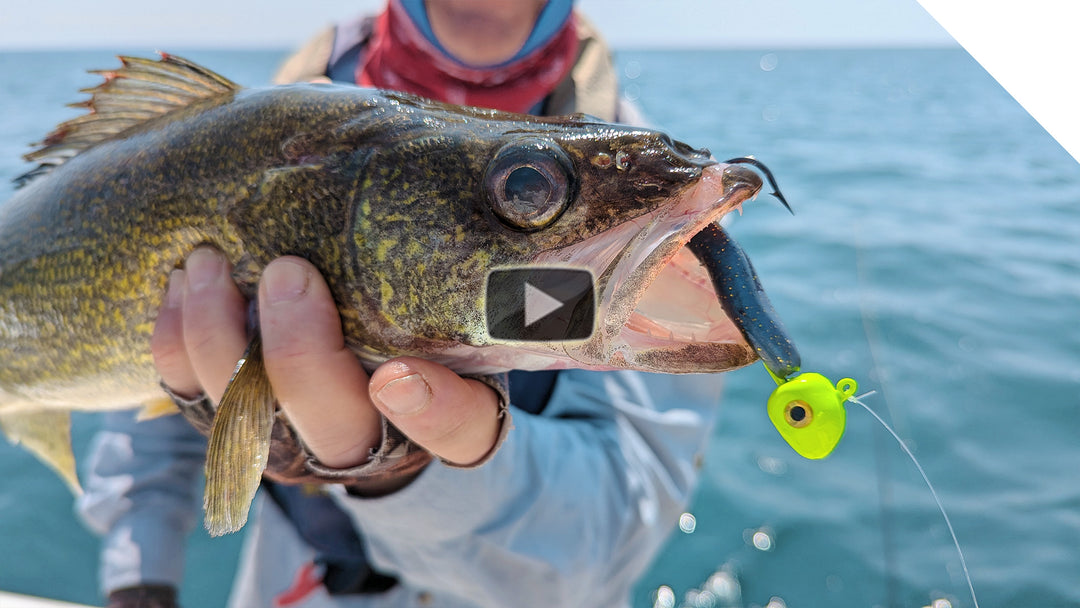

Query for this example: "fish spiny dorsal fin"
[14,53,241,188]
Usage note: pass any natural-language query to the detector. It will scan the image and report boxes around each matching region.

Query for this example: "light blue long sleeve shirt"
[77,410,207,592]
[79,369,724,607]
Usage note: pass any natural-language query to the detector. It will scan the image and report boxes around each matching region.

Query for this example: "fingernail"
[263,259,310,304]
[165,269,185,308]
[374,373,432,416]
[185,248,225,292]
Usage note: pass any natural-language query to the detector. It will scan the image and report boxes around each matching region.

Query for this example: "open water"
[0,48,1077,608]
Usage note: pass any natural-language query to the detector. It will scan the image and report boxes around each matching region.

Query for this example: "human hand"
[151,247,505,479]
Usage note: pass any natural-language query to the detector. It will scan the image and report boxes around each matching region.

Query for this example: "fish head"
[344,93,765,374]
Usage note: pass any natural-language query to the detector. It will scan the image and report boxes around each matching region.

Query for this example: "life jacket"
[272,11,622,121]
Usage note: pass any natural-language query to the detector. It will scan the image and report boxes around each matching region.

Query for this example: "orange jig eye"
[784,400,813,428]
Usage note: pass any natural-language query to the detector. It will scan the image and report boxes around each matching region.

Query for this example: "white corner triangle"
[524,282,565,327]
[915,0,1080,164]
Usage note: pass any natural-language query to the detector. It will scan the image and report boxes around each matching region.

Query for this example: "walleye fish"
[0,55,796,534]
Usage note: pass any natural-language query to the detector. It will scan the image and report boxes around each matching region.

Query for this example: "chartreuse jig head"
[764,364,857,459]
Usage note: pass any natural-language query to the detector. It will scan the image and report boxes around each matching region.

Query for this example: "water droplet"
[679,512,697,534]
[652,585,675,608]
[759,53,779,72]
[684,589,720,608]
[756,454,787,476]
[705,570,741,603]
[693,590,719,608]
[765,596,787,608]
[751,529,774,551]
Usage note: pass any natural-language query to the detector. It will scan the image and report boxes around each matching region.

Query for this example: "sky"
[0,0,955,50]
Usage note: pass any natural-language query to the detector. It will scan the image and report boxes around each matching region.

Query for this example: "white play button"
[486,267,594,341]
[524,282,565,327]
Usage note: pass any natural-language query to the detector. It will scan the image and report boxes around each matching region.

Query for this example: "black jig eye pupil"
[505,166,551,207]
[784,400,813,428]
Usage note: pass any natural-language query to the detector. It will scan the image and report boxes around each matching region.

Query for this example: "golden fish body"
[0,55,765,533]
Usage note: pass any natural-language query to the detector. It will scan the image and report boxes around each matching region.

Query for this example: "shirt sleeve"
[76,411,207,594]
[329,369,723,607]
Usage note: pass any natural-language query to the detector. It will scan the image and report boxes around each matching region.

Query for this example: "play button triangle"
[524,282,565,327]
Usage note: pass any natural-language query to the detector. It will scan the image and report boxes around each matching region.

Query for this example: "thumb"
[369,357,503,466]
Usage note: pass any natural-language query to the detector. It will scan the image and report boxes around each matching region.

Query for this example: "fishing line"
[764,371,980,607]
[848,392,981,608]
[852,227,902,607]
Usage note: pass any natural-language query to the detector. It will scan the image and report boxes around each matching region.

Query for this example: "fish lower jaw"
[598,310,755,374]
[623,311,744,347]
[603,339,758,374]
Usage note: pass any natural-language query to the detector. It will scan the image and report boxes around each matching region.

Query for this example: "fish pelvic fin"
[0,409,82,494]
[204,335,275,537]
[16,53,241,188]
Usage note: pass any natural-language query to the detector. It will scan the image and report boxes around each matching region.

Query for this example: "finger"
[180,247,249,403]
[258,257,382,469]
[369,358,501,466]
[151,269,200,398]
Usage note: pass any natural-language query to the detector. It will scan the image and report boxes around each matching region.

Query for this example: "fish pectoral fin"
[0,409,81,495]
[137,396,180,421]
[204,334,275,537]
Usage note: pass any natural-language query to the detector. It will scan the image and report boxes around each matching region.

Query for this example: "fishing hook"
[724,156,792,214]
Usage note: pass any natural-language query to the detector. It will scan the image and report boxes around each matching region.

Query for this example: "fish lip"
[720,163,765,203]
[533,161,764,372]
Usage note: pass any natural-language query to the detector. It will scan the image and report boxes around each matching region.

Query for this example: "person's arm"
[330,369,721,607]
[271,26,336,85]
[77,411,207,607]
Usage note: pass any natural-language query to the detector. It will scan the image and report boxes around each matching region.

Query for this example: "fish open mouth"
[537,161,799,375]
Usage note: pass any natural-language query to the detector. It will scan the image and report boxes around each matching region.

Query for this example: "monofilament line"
[849,393,980,608]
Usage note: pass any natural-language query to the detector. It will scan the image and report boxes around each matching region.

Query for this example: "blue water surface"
[0,48,1076,608]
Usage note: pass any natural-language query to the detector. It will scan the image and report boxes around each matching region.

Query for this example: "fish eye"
[784,400,813,428]
[484,138,575,231]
